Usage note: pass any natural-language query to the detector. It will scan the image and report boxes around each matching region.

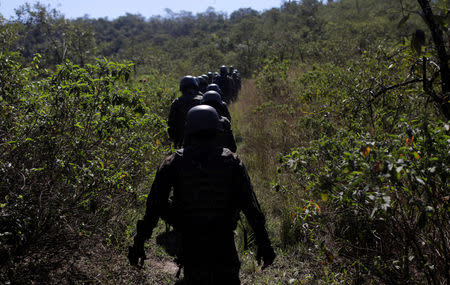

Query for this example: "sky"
[0,0,285,20]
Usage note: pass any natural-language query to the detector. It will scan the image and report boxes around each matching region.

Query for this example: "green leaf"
[75,122,83,129]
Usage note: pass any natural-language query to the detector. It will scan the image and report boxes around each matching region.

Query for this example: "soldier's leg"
[211,266,240,285]
[183,265,240,285]
[183,266,210,285]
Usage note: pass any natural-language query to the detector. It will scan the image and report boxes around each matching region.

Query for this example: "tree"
[14,3,70,66]
[415,0,450,120]
[67,18,96,66]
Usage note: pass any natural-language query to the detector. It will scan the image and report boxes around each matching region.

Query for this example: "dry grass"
[230,80,327,285]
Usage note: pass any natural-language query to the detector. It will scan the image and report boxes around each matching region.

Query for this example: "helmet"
[206,84,222,95]
[197,76,208,92]
[229,66,234,73]
[185,105,221,136]
[180,75,199,94]
[201,91,222,104]
[206,72,214,84]
[201,74,208,81]
[219,65,227,75]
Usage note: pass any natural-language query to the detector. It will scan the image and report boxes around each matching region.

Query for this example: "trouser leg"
[183,265,240,285]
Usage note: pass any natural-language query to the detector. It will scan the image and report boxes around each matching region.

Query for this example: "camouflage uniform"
[167,94,202,147]
[216,117,237,153]
[214,68,234,104]
[183,117,236,153]
[232,71,241,101]
[203,99,231,123]
[134,146,274,284]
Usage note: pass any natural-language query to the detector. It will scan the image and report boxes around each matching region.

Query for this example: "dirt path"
[88,79,287,284]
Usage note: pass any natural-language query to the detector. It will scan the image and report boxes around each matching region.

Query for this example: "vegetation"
[1,0,449,284]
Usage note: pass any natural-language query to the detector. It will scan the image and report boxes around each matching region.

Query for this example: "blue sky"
[0,0,285,20]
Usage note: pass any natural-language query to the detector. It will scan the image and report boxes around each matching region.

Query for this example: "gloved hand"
[128,239,146,267]
[256,244,276,269]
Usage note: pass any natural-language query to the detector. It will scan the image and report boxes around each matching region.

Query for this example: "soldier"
[206,83,223,97]
[228,66,235,76]
[233,69,242,92]
[197,76,208,94]
[213,71,220,82]
[214,65,234,104]
[167,76,202,148]
[198,94,236,152]
[231,69,241,101]
[228,66,238,102]
[215,115,237,153]
[206,72,214,84]
[128,105,275,285]
[227,66,237,102]
[201,90,231,122]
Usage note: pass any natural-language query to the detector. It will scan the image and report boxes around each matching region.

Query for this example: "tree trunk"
[417,0,450,120]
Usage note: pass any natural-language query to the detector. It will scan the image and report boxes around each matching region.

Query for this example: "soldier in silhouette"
[197,75,208,94]
[167,76,203,148]
[128,105,275,285]
[214,66,233,104]
[201,90,231,122]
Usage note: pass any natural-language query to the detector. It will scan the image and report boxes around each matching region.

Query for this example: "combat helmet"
[197,76,208,91]
[206,84,223,95]
[219,65,228,75]
[180,75,199,94]
[201,91,222,104]
[185,105,221,136]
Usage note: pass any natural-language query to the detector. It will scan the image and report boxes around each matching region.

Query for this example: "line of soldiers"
[195,66,241,105]
[128,66,274,285]
[209,65,241,104]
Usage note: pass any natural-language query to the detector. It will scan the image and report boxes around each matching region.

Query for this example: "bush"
[276,114,449,283]
[252,43,450,283]
[0,52,173,282]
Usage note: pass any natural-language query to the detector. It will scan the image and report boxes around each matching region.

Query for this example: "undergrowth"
[240,48,449,284]
[0,51,177,283]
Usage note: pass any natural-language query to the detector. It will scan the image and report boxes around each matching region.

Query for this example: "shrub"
[0,52,172,282]
[276,117,449,283]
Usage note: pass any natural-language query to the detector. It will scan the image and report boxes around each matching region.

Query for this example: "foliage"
[252,26,450,285]
[3,3,96,67]
[276,118,449,283]
[0,0,425,77]
[0,51,172,283]
[256,57,291,99]
[2,0,450,283]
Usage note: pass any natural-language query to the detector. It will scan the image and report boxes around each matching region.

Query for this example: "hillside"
[1,0,449,284]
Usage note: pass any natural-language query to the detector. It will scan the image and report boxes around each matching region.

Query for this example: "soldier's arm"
[222,103,232,122]
[226,130,237,153]
[134,157,174,244]
[236,161,273,252]
[221,118,237,152]
[167,100,179,142]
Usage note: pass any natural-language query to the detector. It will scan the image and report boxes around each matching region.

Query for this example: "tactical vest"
[214,75,232,104]
[168,94,202,147]
[171,147,240,233]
